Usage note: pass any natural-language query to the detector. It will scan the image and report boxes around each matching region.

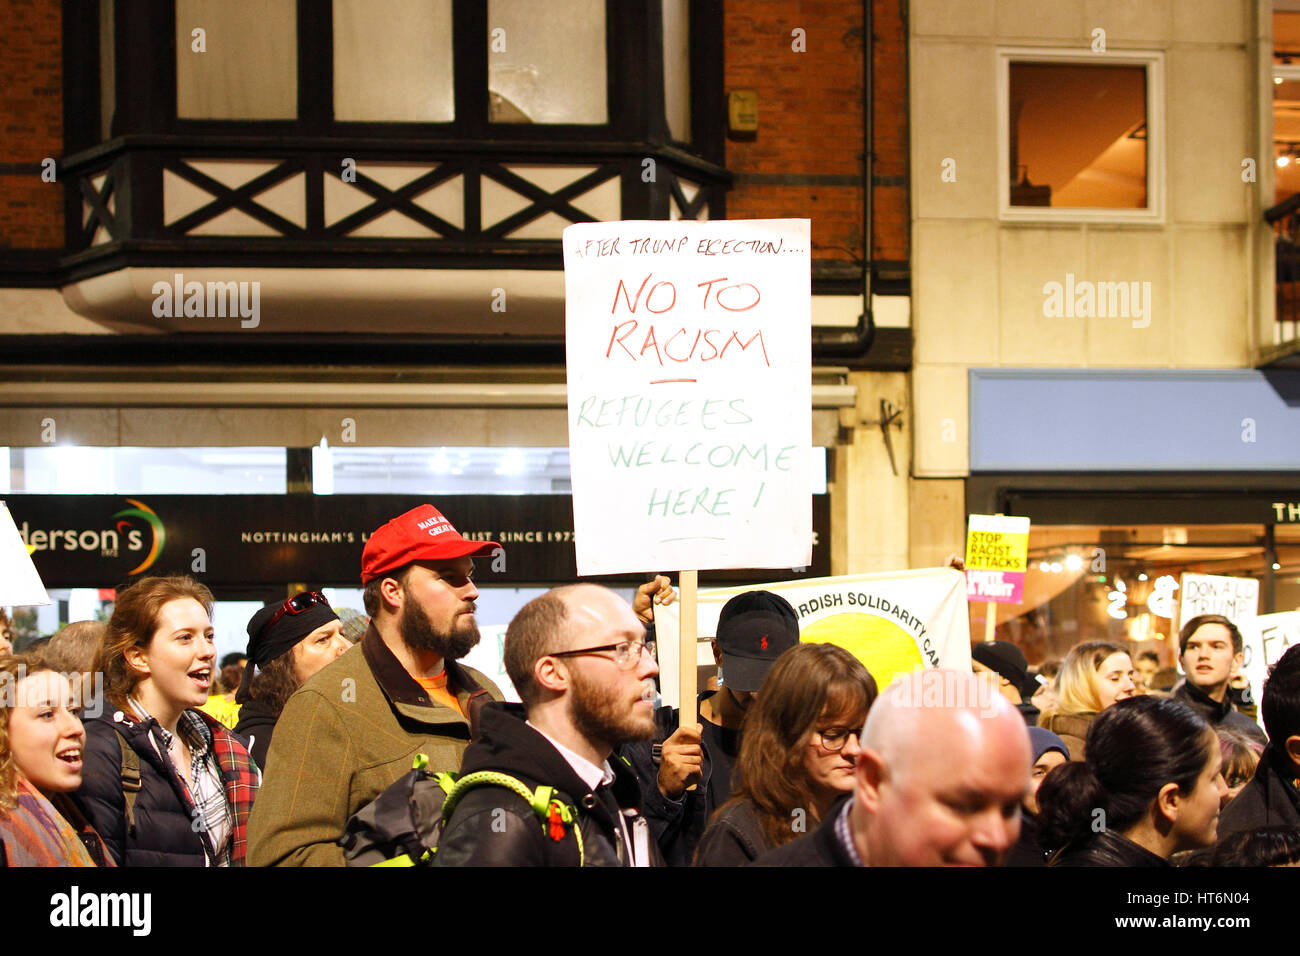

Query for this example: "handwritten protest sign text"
[565,220,811,576]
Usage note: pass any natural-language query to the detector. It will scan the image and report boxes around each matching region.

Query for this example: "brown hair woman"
[70,576,259,866]
[693,642,878,866]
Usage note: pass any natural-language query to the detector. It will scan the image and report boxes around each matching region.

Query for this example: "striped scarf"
[0,776,109,867]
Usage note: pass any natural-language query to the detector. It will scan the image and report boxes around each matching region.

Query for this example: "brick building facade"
[0,0,63,251]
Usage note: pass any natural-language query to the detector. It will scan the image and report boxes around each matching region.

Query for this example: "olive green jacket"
[247,625,502,866]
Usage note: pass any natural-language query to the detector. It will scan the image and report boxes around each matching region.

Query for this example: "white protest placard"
[1241,611,1299,715]
[653,568,970,709]
[564,219,811,577]
[0,502,50,607]
[1178,573,1259,633]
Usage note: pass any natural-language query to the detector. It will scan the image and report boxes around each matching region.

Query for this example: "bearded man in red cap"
[248,504,505,866]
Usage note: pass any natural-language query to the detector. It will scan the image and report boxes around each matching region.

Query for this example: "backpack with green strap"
[339,754,585,866]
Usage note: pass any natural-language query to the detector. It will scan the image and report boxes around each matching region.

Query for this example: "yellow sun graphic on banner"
[801,613,924,690]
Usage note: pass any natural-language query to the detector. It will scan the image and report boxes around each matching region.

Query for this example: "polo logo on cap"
[760,635,768,651]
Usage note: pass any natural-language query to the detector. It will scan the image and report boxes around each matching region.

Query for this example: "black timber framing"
[8,1,906,365]
[0,326,912,371]
[50,0,736,276]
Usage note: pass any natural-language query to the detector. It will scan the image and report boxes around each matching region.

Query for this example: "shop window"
[663,0,691,142]
[1275,11,1300,204]
[319,446,830,496]
[175,0,298,119]
[5,447,287,495]
[323,447,574,495]
[976,522,1300,668]
[332,0,455,122]
[998,50,1163,221]
[487,0,608,124]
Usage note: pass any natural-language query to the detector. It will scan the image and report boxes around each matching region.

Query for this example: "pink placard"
[965,569,1024,604]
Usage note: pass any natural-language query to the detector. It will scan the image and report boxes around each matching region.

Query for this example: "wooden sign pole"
[984,600,997,642]
[678,570,698,729]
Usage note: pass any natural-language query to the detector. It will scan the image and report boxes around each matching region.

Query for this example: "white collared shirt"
[525,720,614,791]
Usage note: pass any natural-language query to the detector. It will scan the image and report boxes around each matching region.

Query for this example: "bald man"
[754,669,1031,866]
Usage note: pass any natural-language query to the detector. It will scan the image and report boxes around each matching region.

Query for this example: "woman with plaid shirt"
[72,576,259,866]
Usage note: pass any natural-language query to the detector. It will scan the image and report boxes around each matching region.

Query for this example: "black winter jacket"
[1217,745,1300,836]
[73,708,245,867]
[433,703,660,867]
[232,699,278,772]
[1173,681,1267,746]
[1049,829,1170,867]
[692,798,770,866]
[619,692,740,867]
[752,795,857,867]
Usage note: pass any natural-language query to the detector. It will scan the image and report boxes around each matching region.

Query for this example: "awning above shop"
[0,365,857,448]
[971,369,1300,472]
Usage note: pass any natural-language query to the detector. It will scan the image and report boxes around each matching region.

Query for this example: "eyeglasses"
[814,727,860,753]
[260,590,329,639]
[546,640,656,671]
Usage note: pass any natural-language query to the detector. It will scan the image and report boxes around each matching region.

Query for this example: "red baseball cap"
[360,504,500,583]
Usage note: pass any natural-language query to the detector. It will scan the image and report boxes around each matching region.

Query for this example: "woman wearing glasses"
[693,642,878,866]
[234,591,351,770]
[71,576,259,866]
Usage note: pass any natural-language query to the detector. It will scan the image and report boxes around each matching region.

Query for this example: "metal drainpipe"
[863,0,872,310]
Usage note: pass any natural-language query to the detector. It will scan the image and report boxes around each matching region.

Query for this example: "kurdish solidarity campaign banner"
[563,219,812,577]
[653,568,971,709]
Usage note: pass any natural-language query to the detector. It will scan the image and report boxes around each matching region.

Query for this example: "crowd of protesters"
[1,501,1298,868]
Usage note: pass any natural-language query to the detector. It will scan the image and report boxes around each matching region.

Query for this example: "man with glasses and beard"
[435,585,662,866]
[248,504,505,866]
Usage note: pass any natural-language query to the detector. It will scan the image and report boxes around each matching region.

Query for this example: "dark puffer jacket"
[72,707,258,867]
[434,702,660,867]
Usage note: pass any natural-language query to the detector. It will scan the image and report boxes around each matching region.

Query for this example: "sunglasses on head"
[260,590,329,639]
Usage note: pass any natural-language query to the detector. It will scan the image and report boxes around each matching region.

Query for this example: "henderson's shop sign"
[9,495,830,589]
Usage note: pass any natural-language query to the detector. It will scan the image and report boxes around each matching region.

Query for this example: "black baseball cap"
[714,591,800,692]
